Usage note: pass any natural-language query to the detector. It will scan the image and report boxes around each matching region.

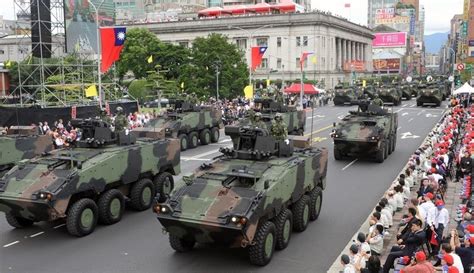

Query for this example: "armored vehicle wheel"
[188,132,199,149]
[5,212,34,228]
[384,141,389,159]
[199,129,211,145]
[436,102,441,107]
[334,148,342,160]
[417,101,422,107]
[273,209,292,250]
[130,178,155,211]
[210,127,219,143]
[98,189,124,225]
[248,221,276,266]
[292,195,310,232]
[179,134,188,151]
[66,198,98,237]
[309,186,323,221]
[154,172,174,202]
[169,234,195,252]
[375,144,385,163]
[388,137,393,155]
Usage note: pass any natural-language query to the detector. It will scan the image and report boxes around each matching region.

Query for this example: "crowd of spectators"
[340,97,474,273]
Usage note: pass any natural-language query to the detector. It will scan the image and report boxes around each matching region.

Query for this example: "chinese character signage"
[343,61,365,72]
[372,32,407,47]
[373,59,401,71]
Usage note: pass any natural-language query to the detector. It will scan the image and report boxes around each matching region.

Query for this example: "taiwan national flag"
[300,51,314,69]
[251,46,267,71]
[100,27,126,73]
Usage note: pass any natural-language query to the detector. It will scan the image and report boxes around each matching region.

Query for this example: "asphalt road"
[0,101,447,273]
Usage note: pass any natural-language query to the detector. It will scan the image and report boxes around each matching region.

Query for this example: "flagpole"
[88,0,105,109]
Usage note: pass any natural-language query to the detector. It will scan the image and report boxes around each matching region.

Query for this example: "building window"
[303,36,308,46]
[277,58,282,69]
[256,38,268,47]
[322,37,325,48]
[277,37,281,47]
[296,58,300,69]
[235,38,247,50]
[296,36,301,47]
[0,49,4,54]
[261,58,268,69]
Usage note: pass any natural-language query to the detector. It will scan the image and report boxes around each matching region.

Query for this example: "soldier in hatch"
[99,109,112,125]
[252,112,267,130]
[114,106,128,132]
[372,94,384,107]
[270,113,288,141]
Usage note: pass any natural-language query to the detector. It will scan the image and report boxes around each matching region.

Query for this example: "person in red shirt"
[399,251,434,273]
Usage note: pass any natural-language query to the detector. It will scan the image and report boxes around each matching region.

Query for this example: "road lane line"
[395,108,403,113]
[29,231,44,238]
[181,157,212,161]
[3,241,20,248]
[53,224,65,229]
[304,125,333,137]
[398,127,401,130]
[218,139,231,143]
[342,159,358,171]
[408,118,414,122]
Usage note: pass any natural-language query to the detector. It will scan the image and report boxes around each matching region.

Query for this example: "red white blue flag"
[100,27,126,73]
[251,46,267,71]
[300,51,314,69]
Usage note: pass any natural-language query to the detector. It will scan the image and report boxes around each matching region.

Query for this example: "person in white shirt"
[367,224,384,256]
[440,244,464,273]
[386,191,397,213]
[380,199,393,227]
[341,254,356,273]
[398,179,410,200]
[393,185,404,211]
[375,205,389,229]
[433,200,449,250]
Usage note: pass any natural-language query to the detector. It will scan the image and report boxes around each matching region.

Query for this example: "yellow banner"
[85,85,98,97]
[244,85,253,99]
[362,80,366,87]
[464,0,469,20]
[147,55,153,64]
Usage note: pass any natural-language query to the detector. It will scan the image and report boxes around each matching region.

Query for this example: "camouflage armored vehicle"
[363,85,377,100]
[416,83,443,107]
[147,99,223,151]
[153,126,328,266]
[0,126,53,173]
[239,98,306,135]
[377,86,402,106]
[0,119,180,237]
[333,86,361,106]
[400,84,412,100]
[331,104,398,163]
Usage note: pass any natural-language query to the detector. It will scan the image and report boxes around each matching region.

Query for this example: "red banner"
[343,61,365,72]
[373,59,401,71]
[71,105,77,119]
[105,102,111,115]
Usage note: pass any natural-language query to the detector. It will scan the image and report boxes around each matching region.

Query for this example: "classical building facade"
[132,12,373,88]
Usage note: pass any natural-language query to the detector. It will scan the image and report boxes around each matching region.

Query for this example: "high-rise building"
[367,0,398,29]
[400,0,418,19]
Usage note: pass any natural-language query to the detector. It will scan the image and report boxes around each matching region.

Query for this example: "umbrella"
[284,83,319,95]
[453,83,474,95]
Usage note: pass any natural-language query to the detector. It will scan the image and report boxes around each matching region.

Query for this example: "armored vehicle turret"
[331,104,398,163]
[238,98,306,135]
[147,99,223,151]
[0,119,180,237]
[153,126,328,266]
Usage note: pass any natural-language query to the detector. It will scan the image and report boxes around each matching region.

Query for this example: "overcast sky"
[0,0,465,35]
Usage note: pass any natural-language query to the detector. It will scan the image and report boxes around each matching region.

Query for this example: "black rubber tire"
[5,212,34,228]
[129,178,155,211]
[153,172,174,202]
[210,127,220,143]
[98,189,124,225]
[188,131,199,149]
[375,144,385,163]
[66,198,98,237]
[436,102,441,107]
[273,209,292,250]
[169,234,195,252]
[417,101,422,107]
[309,186,323,221]
[292,195,310,232]
[199,129,211,145]
[388,136,393,155]
[334,148,342,160]
[384,140,389,159]
[248,221,276,266]
[179,134,188,151]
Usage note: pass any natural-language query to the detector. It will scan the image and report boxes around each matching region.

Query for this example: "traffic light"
[455,75,461,87]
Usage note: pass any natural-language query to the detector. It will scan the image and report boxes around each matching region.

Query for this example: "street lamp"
[448,47,456,93]
[227,24,273,89]
[213,60,221,101]
[87,0,106,109]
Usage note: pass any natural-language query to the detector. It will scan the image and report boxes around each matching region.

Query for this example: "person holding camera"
[399,251,434,273]
[450,229,473,273]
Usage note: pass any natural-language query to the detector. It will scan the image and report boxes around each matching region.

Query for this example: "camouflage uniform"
[114,107,128,132]
[100,110,112,125]
[372,96,384,107]
[270,114,288,140]
[252,113,267,130]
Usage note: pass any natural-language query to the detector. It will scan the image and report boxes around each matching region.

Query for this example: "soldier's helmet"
[374,94,379,98]
[100,109,107,114]
[255,112,262,119]
[275,113,283,121]
[116,106,123,113]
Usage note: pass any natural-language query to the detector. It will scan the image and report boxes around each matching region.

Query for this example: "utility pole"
[88,0,105,109]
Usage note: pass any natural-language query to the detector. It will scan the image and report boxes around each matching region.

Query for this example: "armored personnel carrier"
[0,119,180,237]
[363,85,377,100]
[401,84,412,100]
[333,86,361,106]
[153,126,328,266]
[331,104,398,163]
[377,86,402,106]
[0,126,53,173]
[416,83,443,107]
[240,98,306,135]
[147,99,223,151]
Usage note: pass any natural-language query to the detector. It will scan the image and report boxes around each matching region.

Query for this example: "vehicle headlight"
[36,191,53,201]
[153,204,172,214]
[165,128,170,132]
[229,215,248,226]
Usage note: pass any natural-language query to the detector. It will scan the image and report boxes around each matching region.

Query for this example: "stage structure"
[8,0,125,107]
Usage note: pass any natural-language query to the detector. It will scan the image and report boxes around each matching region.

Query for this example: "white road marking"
[397,127,401,130]
[408,118,414,122]
[395,108,403,113]
[401,132,420,139]
[342,159,358,171]
[181,157,212,161]
[3,241,20,248]
[218,139,231,143]
[53,224,66,229]
[417,110,425,116]
[29,231,44,238]
[401,112,409,116]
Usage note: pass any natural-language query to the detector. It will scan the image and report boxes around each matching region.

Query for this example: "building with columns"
[131,12,373,88]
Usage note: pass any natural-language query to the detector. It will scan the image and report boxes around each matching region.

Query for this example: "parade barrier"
[0,101,138,127]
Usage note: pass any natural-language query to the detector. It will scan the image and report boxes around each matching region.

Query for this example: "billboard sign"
[372,32,407,47]
[64,0,115,53]
[343,61,365,72]
[373,59,401,71]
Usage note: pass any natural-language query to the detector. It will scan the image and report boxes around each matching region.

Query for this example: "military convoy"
[377,86,402,106]
[333,86,362,106]
[331,104,398,163]
[0,126,53,173]
[416,83,444,107]
[153,126,328,266]
[0,119,180,237]
[400,84,412,100]
[147,99,223,151]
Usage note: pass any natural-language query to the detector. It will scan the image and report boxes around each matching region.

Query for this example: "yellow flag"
[85,85,98,97]
[147,55,153,64]
[5,60,12,68]
[311,55,317,64]
[266,79,270,86]
[244,85,253,99]
[181,82,184,89]
[362,80,367,87]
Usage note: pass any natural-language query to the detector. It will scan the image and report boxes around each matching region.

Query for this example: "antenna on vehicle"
[310,97,314,146]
